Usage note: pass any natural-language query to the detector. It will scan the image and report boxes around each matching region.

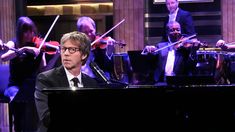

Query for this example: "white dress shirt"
[168,8,179,22]
[165,48,175,76]
[64,67,83,88]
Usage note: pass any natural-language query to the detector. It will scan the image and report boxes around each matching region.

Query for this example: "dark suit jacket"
[154,42,192,82]
[162,8,196,42]
[34,65,99,132]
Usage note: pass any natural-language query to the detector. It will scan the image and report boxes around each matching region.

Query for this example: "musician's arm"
[38,52,47,73]
[1,41,18,61]
[226,45,235,51]
[40,52,61,72]
[216,39,235,51]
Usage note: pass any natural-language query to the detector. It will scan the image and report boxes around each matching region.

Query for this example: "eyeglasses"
[60,47,80,54]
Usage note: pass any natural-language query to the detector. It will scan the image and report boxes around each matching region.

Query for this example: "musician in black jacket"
[34,31,99,132]
[144,21,200,83]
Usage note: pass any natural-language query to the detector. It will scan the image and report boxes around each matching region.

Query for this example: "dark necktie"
[71,77,79,87]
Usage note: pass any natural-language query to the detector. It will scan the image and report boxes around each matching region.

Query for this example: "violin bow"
[153,34,197,53]
[38,15,60,51]
[141,34,197,55]
[91,19,125,46]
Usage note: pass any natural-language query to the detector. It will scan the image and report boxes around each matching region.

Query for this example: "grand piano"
[43,84,235,132]
[43,47,235,131]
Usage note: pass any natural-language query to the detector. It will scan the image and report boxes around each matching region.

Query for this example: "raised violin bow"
[154,34,197,53]
[38,15,60,51]
[91,19,125,47]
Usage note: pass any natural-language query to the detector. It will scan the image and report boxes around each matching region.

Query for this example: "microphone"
[89,61,112,84]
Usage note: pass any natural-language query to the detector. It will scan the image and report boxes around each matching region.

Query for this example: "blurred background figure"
[162,0,196,42]
[35,31,99,132]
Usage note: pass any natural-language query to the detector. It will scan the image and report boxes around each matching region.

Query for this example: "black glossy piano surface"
[44,84,235,132]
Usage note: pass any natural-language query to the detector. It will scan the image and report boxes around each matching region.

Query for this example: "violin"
[174,37,208,49]
[91,36,126,50]
[90,19,126,50]
[0,37,60,56]
[32,36,60,55]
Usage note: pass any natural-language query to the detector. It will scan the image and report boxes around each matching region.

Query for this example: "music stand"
[127,50,158,84]
[127,50,158,73]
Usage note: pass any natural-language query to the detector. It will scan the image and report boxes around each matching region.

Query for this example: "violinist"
[214,39,235,84]
[77,16,115,81]
[0,16,57,132]
[143,21,200,83]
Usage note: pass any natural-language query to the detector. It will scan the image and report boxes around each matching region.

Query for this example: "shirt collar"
[64,67,82,84]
